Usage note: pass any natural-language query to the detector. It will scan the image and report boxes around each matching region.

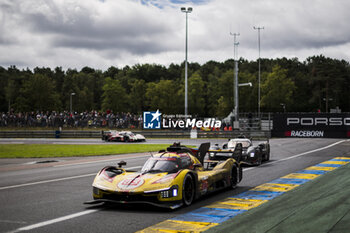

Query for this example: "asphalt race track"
[0,138,228,145]
[0,138,349,233]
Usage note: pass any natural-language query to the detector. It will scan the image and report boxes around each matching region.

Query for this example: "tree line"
[0,55,349,117]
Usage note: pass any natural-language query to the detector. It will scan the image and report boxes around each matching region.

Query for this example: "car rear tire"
[265,150,270,161]
[262,144,270,162]
[182,174,195,206]
[230,165,238,189]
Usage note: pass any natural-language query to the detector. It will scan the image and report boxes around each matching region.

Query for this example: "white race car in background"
[119,131,146,142]
[102,130,146,142]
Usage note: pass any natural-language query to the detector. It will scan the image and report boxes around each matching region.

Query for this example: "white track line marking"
[53,155,149,167]
[0,142,24,144]
[12,209,98,232]
[0,219,27,224]
[241,139,347,172]
[0,166,141,191]
[265,139,347,166]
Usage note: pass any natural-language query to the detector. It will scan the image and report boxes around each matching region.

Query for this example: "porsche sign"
[287,117,350,126]
[272,113,350,138]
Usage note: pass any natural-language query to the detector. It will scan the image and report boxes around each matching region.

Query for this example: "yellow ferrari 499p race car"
[85,142,243,209]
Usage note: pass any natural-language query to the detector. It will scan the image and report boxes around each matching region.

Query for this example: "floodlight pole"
[230,32,240,125]
[254,26,264,118]
[70,92,75,113]
[181,7,192,117]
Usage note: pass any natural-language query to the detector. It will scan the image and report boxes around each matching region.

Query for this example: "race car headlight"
[209,152,215,158]
[160,185,178,198]
[172,188,178,197]
[249,152,255,157]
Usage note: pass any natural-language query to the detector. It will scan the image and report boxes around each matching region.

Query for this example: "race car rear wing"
[196,142,211,164]
[208,143,243,162]
[164,142,211,165]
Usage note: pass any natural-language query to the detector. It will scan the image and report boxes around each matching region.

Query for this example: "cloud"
[21,0,179,53]
[0,0,349,70]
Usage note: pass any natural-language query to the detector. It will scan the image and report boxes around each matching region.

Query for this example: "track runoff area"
[138,156,350,233]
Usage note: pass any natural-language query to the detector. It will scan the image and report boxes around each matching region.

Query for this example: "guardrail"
[197,130,270,139]
[0,130,271,139]
[0,130,101,138]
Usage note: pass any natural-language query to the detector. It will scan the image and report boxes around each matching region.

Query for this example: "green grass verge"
[0,144,173,158]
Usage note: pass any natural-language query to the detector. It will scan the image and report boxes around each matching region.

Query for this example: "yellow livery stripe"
[137,220,218,233]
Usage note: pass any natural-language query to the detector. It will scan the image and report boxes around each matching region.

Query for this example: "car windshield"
[141,158,179,173]
[228,140,251,148]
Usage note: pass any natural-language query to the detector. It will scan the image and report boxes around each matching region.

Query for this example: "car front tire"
[257,154,262,165]
[182,174,195,206]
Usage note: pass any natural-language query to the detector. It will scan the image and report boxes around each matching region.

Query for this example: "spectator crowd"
[0,111,143,129]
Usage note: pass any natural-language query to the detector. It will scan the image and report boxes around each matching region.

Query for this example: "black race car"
[208,137,270,165]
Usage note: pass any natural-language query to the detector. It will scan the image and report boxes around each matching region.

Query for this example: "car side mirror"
[118,161,127,168]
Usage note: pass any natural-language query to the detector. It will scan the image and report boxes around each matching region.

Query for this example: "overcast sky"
[1,0,349,70]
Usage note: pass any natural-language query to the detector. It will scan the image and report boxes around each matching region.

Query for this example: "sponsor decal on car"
[152,173,179,184]
[117,177,145,190]
[200,177,209,194]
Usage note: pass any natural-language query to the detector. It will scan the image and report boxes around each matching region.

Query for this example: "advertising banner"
[272,113,350,138]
